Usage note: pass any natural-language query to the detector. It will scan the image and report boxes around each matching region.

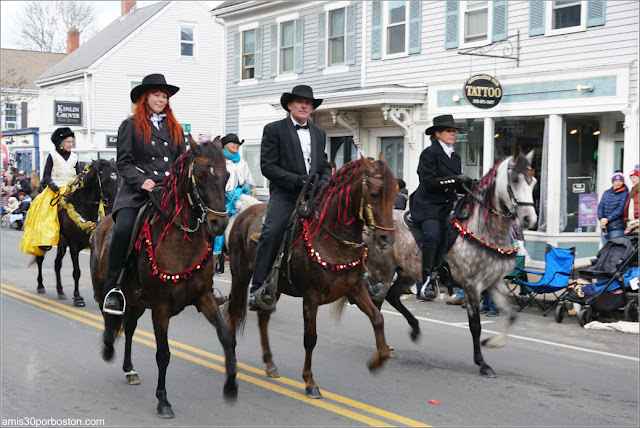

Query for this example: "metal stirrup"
[103,288,126,315]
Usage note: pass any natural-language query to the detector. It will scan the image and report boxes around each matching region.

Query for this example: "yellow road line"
[1,283,429,427]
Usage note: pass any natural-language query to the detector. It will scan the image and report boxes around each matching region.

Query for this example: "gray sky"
[1,1,219,50]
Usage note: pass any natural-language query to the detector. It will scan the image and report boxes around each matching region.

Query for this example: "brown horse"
[34,159,120,307]
[90,136,237,418]
[224,155,397,398]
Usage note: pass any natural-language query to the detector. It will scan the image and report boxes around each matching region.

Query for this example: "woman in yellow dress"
[19,127,81,256]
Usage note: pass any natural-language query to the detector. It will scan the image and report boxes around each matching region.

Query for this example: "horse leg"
[464,289,496,377]
[70,248,85,307]
[257,308,279,378]
[301,299,322,398]
[196,293,238,401]
[36,255,45,294]
[54,245,67,299]
[151,308,174,419]
[347,284,390,372]
[386,279,421,342]
[482,284,517,349]
[101,313,123,362]
[123,306,145,385]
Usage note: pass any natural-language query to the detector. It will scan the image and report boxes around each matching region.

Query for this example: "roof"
[36,1,170,83]
[212,1,271,15]
[1,49,65,90]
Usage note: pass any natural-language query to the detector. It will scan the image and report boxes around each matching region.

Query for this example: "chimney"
[67,28,80,55]
[121,1,136,16]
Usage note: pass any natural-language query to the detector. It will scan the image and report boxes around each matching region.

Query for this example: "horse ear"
[187,133,201,156]
[213,136,223,150]
[525,149,535,164]
[360,155,376,174]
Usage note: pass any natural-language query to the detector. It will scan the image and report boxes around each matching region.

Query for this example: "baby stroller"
[555,232,638,326]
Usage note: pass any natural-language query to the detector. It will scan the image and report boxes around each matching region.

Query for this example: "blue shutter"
[345,4,357,65]
[408,0,422,54]
[529,1,545,36]
[586,1,606,27]
[270,24,278,77]
[444,1,459,49]
[232,32,240,82]
[492,1,508,42]
[317,12,326,69]
[254,27,263,79]
[294,17,304,74]
[370,0,382,60]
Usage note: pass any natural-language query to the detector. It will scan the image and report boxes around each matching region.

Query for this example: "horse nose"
[376,234,395,249]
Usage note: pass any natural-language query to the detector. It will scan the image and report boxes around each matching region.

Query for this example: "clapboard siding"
[364,1,638,104]
[223,2,363,132]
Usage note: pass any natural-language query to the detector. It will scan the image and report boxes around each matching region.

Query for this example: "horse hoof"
[266,366,280,378]
[37,287,45,294]
[102,346,114,362]
[410,329,420,342]
[305,386,323,399]
[223,381,238,402]
[480,367,496,378]
[157,405,174,419]
[57,293,67,300]
[74,298,85,307]
[388,346,399,358]
[126,372,140,385]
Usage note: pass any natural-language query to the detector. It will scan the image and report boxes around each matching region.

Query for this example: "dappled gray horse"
[362,151,537,377]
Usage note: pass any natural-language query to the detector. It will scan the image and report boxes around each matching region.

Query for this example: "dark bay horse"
[224,155,397,399]
[34,159,119,307]
[363,151,538,377]
[90,136,237,418]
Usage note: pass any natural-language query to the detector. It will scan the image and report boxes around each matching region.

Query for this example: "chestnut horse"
[90,137,237,418]
[224,155,397,398]
[34,159,120,307]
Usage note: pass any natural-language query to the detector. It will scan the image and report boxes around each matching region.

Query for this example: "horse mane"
[455,158,504,221]
[65,160,99,205]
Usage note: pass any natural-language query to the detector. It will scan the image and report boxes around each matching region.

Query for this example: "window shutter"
[317,12,326,69]
[21,101,28,128]
[408,0,422,54]
[346,4,357,65]
[370,0,382,60]
[586,1,606,27]
[444,1,459,49]
[254,27,263,79]
[294,17,304,74]
[492,1,508,42]
[270,24,278,77]
[232,32,240,82]
[529,1,545,36]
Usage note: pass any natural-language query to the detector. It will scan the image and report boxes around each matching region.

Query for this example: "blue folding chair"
[512,245,575,316]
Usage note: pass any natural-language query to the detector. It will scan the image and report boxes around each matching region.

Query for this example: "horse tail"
[221,277,248,335]
[27,255,38,268]
[330,296,349,323]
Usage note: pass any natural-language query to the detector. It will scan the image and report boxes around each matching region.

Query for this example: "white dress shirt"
[291,117,312,174]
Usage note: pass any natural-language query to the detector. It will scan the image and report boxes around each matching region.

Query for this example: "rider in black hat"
[248,85,332,311]
[410,115,473,302]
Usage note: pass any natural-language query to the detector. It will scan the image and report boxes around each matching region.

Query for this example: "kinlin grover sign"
[463,74,502,109]
[54,101,83,125]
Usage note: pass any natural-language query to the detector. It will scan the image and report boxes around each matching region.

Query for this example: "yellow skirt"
[19,187,66,256]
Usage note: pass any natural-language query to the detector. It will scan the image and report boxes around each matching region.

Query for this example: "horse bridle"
[359,174,396,232]
[180,155,227,233]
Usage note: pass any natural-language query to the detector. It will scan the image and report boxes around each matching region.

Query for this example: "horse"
[362,151,538,377]
[223,155,397,399]
[90,136,238,418]
[33,159,120,307]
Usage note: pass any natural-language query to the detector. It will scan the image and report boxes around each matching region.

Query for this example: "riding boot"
[418,244,438,300]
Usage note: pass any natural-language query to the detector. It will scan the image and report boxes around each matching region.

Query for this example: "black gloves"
[49,183,60,193]
[295,174,310,192]
[456,174,473,190]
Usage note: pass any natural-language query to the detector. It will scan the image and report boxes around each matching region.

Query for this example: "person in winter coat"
[624,165,639,233]
[598,170,629,245]
[393,178,409,210]
[1,173,17,212]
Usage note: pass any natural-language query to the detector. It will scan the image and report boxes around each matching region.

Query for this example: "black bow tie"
[295,124,309,130]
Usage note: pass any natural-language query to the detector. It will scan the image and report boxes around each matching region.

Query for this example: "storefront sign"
[54,101,83,125]
[463,74,502,109]
[106,135,117,148]
[578,193,598,227]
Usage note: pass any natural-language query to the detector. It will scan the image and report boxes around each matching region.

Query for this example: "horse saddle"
[248,210,267,243]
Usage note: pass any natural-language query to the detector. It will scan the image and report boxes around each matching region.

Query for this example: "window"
[242,29,256,79]
[328,8,345,66]
[243,145,266,188]
[531,1,603,37]
[280,20,295,74]
[4,103,18,128]
[330,136,358,170]
[180,25,195,58]
[386,1,407,55]
[551,1,581,30]
[464,1,489,43]
[381,137,404,180]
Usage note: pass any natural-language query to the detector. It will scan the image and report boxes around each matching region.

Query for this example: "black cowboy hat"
[221,133,244,146]
[425,114,461,135]
[280,85,323,112]
[51,127,75,147]
[130,73,180,103]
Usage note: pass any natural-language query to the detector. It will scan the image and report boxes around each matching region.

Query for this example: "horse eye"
[370,193,380,200]
[110,173,118,180]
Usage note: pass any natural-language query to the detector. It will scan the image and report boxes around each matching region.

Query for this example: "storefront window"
[455,119,484,179]
[563,115,599,233]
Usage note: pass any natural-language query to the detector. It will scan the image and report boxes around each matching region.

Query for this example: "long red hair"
[133,90,183,148]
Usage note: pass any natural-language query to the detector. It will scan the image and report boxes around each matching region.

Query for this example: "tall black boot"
[418,244,438,300]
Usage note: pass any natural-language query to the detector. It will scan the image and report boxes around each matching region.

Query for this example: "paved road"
[1,228,638,427]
